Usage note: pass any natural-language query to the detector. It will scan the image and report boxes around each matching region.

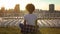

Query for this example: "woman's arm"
[35,19,38,28]
[24,20,26,25]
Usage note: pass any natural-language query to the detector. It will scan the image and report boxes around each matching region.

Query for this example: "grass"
[0,26,60,34]
[40,27,60,34]
[0,26,21,34]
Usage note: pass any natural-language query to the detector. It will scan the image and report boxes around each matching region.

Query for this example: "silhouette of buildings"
[34,4,60,19]
[0,7,6,17]
[0,4,60,19]
[49,4,55,12]
[0,7,5,13]
[13,4,20,16]
[14,4,20,13]
[0,4,21,17]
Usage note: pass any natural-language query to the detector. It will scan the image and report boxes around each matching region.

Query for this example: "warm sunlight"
[0,0,30,10]
[0,0,51,10]
[0,0,60,10]
[38,2,49,10]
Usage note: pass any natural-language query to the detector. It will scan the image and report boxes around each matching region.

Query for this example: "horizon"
[0,0,60,10]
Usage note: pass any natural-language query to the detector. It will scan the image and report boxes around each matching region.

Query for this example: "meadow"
[0,26,60,34]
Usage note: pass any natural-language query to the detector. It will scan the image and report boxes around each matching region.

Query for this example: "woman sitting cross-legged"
[19,3,39,34]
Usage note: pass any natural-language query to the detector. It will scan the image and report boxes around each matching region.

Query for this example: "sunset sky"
[0,0,60,10]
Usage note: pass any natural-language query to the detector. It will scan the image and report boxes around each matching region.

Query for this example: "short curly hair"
[26,4,35,12]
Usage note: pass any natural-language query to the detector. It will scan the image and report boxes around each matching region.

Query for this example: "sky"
[0,0,60,10]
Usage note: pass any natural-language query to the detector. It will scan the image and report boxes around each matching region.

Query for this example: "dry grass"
[0,27,60,34]
[40,27,60,34]
[0,26,21,34]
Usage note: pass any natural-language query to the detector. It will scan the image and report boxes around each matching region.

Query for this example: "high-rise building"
[14,4,20,13]
[49,4,55,12]
[0,7,5,13]
[14,4,20,16]
[0,7,6,17]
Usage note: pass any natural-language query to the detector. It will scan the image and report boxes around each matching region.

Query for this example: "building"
[14,4,20,13]
[33,4,60,19]
[14,4,20,16]
[0,7,5,13]
[0,7,6,17]
[49,4,55,12]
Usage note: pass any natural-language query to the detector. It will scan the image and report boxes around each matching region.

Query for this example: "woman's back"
[24,14,37,26]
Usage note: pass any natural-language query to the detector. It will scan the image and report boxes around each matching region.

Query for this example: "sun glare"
[20,3,27,10]
[38,2,48,10]
[0,0,49,10]
[0,0,30,10]
[0,0,60,10]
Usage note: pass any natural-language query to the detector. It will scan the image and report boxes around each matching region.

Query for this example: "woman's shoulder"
[24,14,29,17]
[24,14,37,18]
[24,14,29,18]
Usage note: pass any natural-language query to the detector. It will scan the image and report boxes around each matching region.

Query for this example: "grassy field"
[0,26,60,34]
[40,27,60,34]
[0,26,21,34]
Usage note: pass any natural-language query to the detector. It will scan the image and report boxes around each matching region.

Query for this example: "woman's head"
[26,4,35,13]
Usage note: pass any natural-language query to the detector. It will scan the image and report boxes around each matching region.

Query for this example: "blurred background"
[0,0,60,34]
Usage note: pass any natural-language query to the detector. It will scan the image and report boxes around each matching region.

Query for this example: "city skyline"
[0,0,60,10]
